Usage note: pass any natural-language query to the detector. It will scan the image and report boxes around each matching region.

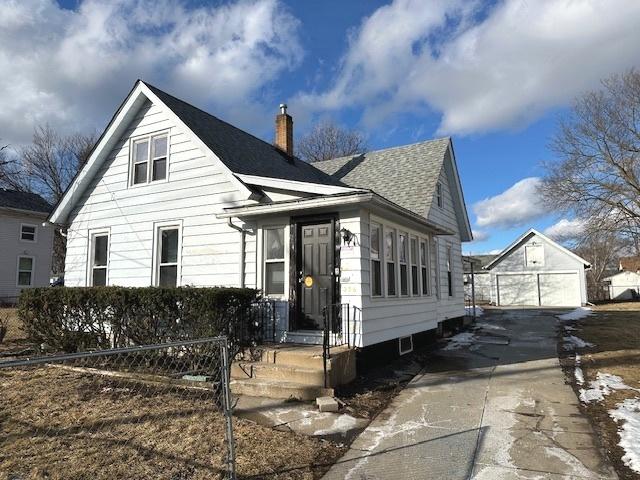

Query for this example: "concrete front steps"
[230,344,355,400]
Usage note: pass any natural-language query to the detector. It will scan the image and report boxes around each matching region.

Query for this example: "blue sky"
[3,0,640,253]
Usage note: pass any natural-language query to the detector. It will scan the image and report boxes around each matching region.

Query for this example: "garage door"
[538,273,581,306]
[497,274,539,306]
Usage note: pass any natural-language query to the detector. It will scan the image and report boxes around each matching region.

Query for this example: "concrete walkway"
[323,309,617,480]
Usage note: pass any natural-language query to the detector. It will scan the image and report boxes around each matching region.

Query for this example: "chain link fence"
[0,336,236,480]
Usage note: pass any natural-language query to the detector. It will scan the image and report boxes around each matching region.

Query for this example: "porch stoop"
[230,344,356,401]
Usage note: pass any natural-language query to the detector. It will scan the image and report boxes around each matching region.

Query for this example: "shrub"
[18,286,260,353]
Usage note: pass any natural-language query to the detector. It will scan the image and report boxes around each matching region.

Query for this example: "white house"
[484,229,590,307]
[603,257,640,300]
[48,80,473,355]
[0,189,54,303]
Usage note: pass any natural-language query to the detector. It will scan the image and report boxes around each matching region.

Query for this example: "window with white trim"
[385,228,396,296]
[436,182,443,208]
[433,238,440,299]
[410,237,419,295]
[420,239,429,295]
[399,232,409,296]
[156,226,180,287]
[370,223,383,297]
[17,256,34,286]
[131,133,168,185]
[20,224,36,242]
[89,232,109,286]
[264,227,285,296]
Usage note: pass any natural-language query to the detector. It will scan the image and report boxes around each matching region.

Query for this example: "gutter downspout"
[227,217,249,288]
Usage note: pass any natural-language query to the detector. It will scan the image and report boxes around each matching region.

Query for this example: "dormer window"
[130,133,168,185]
[436,182,443,208]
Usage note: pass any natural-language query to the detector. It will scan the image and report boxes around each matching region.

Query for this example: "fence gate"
[0,336,236,480]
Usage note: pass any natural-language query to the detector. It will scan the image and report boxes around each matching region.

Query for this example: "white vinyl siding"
[489,233,588,307]
[0,212,53,302]
[64,99,258,289]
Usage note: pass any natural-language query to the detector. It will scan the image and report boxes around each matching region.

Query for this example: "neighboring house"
[484,229,590,307]
[463,255,496,303]
[48,80,472,357]
[0,189,54,304]
[603,257,640,300]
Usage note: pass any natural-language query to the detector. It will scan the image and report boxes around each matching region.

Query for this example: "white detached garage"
[485,229,590,307]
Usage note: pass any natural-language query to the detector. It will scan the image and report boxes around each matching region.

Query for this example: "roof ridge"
[315,136,451,164]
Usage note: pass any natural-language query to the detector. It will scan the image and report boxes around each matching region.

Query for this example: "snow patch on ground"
[609,398,640,474]
[574,354,585,386]
[557,307,593,321]
[579,372,638,403]
[465,305,484,317]
[443,332,477,350]
[476,322,505,331]
[313,414,359,436]
[563,335,594,350]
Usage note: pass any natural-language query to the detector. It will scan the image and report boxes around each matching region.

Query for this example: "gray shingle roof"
[313,138,450,217]
[0,188,52,214]
[145,82,345,187]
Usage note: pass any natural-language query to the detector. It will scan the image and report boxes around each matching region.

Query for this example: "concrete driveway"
[323,308,617,480]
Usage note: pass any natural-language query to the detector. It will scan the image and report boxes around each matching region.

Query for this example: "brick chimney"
[275,103,293,157]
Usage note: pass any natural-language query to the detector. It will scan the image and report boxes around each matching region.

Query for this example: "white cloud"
[296,0,640,134]
[473,177,545,229]
[544,218,586,241]
[0,0,302,145]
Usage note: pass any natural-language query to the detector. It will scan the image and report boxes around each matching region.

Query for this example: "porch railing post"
[322,306,329,389]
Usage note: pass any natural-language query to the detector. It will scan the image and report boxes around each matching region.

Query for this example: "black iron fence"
[0,336,236,480]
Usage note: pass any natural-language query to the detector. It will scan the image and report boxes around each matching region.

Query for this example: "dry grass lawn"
[564,309,640,480]
[0,309,346,479]
[0,308,30,353]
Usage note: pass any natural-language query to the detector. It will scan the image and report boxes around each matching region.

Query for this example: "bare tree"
[297,121,367,163]
[540,70,640,248]
[574,231,630,301]
[0,126,97,274]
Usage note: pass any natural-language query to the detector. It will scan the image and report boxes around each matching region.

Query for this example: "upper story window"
[525,243,544,267]
[20,224,37,242]
[264,227,285,296]
[436,182,443,208]
[130,133,168,186]
[370,223,382,297]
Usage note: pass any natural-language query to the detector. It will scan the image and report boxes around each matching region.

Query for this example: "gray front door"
[298,222,334,330]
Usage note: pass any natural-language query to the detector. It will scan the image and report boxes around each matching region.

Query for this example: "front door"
[296,222,334,330]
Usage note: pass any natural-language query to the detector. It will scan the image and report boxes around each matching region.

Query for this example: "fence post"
[220,337,237,480]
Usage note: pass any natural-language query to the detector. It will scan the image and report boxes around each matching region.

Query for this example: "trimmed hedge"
[18,286,260,353]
